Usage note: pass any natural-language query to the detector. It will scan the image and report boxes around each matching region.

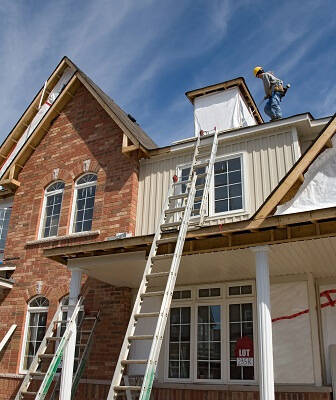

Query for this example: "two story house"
[0,56,335,400]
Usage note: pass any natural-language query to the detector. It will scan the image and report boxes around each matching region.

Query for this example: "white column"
[59,268,82,400]
[253,246,275,400]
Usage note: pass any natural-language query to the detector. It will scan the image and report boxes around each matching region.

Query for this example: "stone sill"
[26,230,100,246]
[153,383,332,393]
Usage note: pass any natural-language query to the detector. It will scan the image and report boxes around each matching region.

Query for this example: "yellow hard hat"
[253,66,263,77]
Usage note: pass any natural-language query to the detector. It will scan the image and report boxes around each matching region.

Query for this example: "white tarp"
[276,134,336,215]
[0,67,74,180]
[271,281,315,383]
[193,87,257,136]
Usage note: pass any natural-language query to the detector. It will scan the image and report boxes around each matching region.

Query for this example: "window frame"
[176,152,247,221]
[164,282,257,384]
[0,204,12,251]
[38,181,65,239]
[20,296,49,373]
[226,297,257,384]
[69,173,97,234]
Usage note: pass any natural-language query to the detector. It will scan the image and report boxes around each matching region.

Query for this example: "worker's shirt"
[262,71,282,97]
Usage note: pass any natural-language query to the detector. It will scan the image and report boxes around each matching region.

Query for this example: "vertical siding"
[136,129,296,236]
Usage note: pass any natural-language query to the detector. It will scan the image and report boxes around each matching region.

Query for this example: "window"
[229,302,254,380]
[178,154,244,219]
[41,181,65,238]
[168,307,191,379]
[197,305,221,380]
[214,157,243,213]
[22,296,49,371]
[71,173,97,233]
[0,206,12,250]
[166,283,255,383]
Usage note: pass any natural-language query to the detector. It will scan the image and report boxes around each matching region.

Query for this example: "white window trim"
[176,152,247,221]
[165,299,194,383]
[19,297,49,374]
[38,181,65,239]
[69,174,97,234]
[194,300,223,383]
[164,282,257,385]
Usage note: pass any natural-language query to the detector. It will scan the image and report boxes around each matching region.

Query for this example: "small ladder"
[107,128,218,399]
[15,296,84,400]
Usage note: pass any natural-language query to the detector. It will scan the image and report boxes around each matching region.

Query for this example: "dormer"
[186,77,263,136]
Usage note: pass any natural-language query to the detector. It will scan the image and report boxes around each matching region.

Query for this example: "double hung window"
[71,173,97,233]
[178,154,244,218]
[41,181,65,238]
[21,296,49,371]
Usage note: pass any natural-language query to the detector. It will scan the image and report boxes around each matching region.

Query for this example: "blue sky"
[0,0,335,147]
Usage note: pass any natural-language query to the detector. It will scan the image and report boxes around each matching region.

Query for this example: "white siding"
[136,130,297,236]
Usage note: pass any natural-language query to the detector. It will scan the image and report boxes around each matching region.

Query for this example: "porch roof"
[44,207,336,287]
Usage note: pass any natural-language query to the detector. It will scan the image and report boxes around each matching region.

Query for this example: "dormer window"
[40,181,65,238]
[178,154,245,219]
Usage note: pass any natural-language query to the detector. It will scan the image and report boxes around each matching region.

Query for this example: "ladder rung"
[20,391,38,396]
[121,359,148,365]
[146,272,169,280]
[165,206,185,215]
[46,336,62,341]
[151,254,173,261]
[195,172,207,179]
[128,335,154,341]
[194,161,209,169]
[169,193,188,201]
[172,179,192,186]
[78,330,91,334]
[134,312,160,319]
[83,316,97,320]
[156,236,178,245]
[160,221,181,229]
[195,184,205,190]
[39,354,54,359]
[30,371,46,377]
[141,290,165,298]
[114,386,142,392]
[76,344,87,347]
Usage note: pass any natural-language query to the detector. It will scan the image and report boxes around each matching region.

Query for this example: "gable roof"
[253,113,336,223]
[0,56,157,191]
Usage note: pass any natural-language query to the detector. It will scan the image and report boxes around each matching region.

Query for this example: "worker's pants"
[264,91,282,120]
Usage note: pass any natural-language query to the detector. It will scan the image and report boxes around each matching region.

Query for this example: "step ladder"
[48,308,101,400]
[15,296,84,400]
[107,128,218,400]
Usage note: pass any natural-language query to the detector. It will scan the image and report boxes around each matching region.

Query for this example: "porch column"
[253,246,275,400]
[59,268,82,400]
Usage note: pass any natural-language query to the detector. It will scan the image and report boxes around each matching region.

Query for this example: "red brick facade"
[0,83,136,398]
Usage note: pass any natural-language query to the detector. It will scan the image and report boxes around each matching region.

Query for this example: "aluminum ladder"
[16,296,84,400]
[107,128,218,400]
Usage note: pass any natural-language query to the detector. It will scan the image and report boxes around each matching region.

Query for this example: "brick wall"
[0,83,136,397]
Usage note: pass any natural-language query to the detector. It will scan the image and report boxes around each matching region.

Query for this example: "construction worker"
[253,66,285,121]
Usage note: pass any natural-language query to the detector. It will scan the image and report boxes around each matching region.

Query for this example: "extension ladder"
[16,296,84,400]
[107,128,218,399]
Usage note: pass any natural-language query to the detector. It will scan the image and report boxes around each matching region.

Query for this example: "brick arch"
[40,168,74,190]
[23,282,54,303]
[72,160,102,182]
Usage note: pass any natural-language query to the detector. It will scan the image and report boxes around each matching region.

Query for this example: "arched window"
[71,173,97,233]
[40,181,65,238]
[21,296,49,371]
